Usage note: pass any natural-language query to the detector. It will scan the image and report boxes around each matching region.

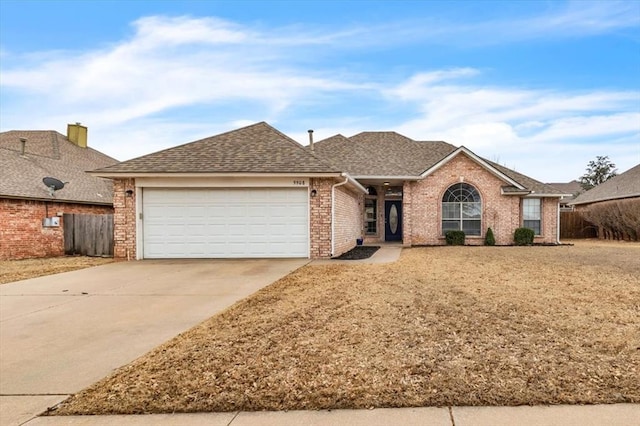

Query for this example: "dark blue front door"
[385,200,402,241]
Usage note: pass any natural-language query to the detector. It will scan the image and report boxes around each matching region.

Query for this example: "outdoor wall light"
[383,181,390,186]
[310,189,317,197]
[125,189,134,197]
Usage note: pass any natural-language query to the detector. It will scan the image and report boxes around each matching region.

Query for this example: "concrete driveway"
[0,258,308,425]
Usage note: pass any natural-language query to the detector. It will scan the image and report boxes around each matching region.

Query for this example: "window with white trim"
[442,183,482,236]
[365,187,377,235]
[523,198,541,235]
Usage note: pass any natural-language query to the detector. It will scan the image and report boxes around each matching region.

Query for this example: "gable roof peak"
[92,121,340,175]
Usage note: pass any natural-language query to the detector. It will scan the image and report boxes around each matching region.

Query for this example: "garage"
[142,187,308,258]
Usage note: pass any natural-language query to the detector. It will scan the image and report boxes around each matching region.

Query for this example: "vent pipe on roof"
[19,137,27,156]
[308,129,314,152]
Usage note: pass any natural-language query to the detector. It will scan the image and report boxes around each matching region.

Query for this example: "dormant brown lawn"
[55,241,639,414]
[0,256,114,284]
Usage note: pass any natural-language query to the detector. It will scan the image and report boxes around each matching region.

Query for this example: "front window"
[365,186,377,235]
[523,198,541,235]
[442,183,481,236]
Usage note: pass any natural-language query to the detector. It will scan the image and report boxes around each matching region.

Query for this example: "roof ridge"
[259,123,341,172]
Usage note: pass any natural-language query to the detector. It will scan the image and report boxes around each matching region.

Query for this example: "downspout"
[331,174,350,257]
[556,200,561,244]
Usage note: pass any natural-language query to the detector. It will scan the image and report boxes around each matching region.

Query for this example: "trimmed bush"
[485,227,496,246]
[514,227,535,245]
[445,230,465,246]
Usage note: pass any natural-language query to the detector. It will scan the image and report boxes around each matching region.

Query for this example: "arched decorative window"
[442,183,482,236]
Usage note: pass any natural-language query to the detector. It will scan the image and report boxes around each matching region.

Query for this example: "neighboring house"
[570,164,640,240]
[547,180,583,211]
[90,122,565,260]
[0,124,118,260]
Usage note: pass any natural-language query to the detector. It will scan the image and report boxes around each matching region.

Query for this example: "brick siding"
[537,197,559,244]
[333,184,364,256]
[309,178,333,258]
[113,179,137,260]
[405,153,558,245]
[0,198,113,260]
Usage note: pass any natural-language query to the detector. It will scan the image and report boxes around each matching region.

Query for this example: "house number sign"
[293,180,306,186]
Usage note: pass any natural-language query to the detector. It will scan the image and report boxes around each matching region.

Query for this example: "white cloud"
[1,9,638,182]
[383,69,640,180]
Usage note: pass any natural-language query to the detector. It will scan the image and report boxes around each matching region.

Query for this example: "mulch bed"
[333,245,380,260]
[53,242,640,415]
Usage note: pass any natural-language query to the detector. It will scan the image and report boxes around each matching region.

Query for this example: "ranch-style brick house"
[0,124,117,260]
[91,122,565,260]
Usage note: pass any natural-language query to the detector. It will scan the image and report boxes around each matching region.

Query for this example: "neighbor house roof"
[570,164,640,205]
[313,131,564,196]
[0,130,117,205]
[93,122,340,176]
[547,180,583,203]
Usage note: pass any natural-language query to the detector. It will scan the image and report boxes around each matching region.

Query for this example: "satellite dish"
[43,177,65,197]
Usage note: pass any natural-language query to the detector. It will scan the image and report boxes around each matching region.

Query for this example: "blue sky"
[1,0,639,182]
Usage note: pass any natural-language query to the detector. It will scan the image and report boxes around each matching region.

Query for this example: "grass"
[0,256,115,284]
[54,240,640,414]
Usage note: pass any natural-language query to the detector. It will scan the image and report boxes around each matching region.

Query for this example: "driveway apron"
[0,258,308,425]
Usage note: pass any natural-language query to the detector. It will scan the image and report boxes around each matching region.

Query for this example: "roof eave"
[351,175,420,180]
[523,193,569,198]
[570,193,640,206]
[500,188,531,196]
[89,171,345,179]
[340,173,369,194]
[0,194,113,206]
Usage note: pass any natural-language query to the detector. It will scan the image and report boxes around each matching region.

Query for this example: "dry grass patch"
[55,242,640,414]
[0,256,115,284]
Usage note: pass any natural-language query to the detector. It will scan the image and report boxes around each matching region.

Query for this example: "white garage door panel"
[143,188,308,258]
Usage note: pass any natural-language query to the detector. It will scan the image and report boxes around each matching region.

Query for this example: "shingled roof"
[312,131,456,176]
[313,131,563,195]
[0,130,117,204]
[93,122,339,175]
[547,180,583,203]
[571,164,640,205]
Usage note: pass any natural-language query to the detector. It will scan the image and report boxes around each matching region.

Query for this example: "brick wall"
[402,182,413,246]
[405,153,558,245]
[114,178,357,260]
[309,178,332,258]
[0,198,113,260]
[333,185,364,256]
[537,197,559,244]
[113,178,137,259]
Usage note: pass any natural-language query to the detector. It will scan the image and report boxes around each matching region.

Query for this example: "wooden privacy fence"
[560,211,597,239]
[63,214,114,257]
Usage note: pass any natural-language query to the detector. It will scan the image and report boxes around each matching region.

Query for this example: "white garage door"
[142,188,308,258]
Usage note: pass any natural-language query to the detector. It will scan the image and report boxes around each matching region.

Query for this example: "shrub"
[580,199,640,241]
[514,227,535,245]
[445,230,465,245]
[485,227,496,246]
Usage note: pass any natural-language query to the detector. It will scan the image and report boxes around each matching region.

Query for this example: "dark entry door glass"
[385,200,402,241]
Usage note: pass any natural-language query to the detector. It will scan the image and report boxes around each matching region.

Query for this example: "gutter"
[0,194,113,206]
[331,175,350,257]
[88,172,346,179]
[352,175,419,181]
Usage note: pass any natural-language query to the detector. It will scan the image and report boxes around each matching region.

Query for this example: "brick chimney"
[67,122,88,148]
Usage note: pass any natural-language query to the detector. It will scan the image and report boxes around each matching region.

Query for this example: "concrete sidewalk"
[311,244,403,265]
[19,404,640,425]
